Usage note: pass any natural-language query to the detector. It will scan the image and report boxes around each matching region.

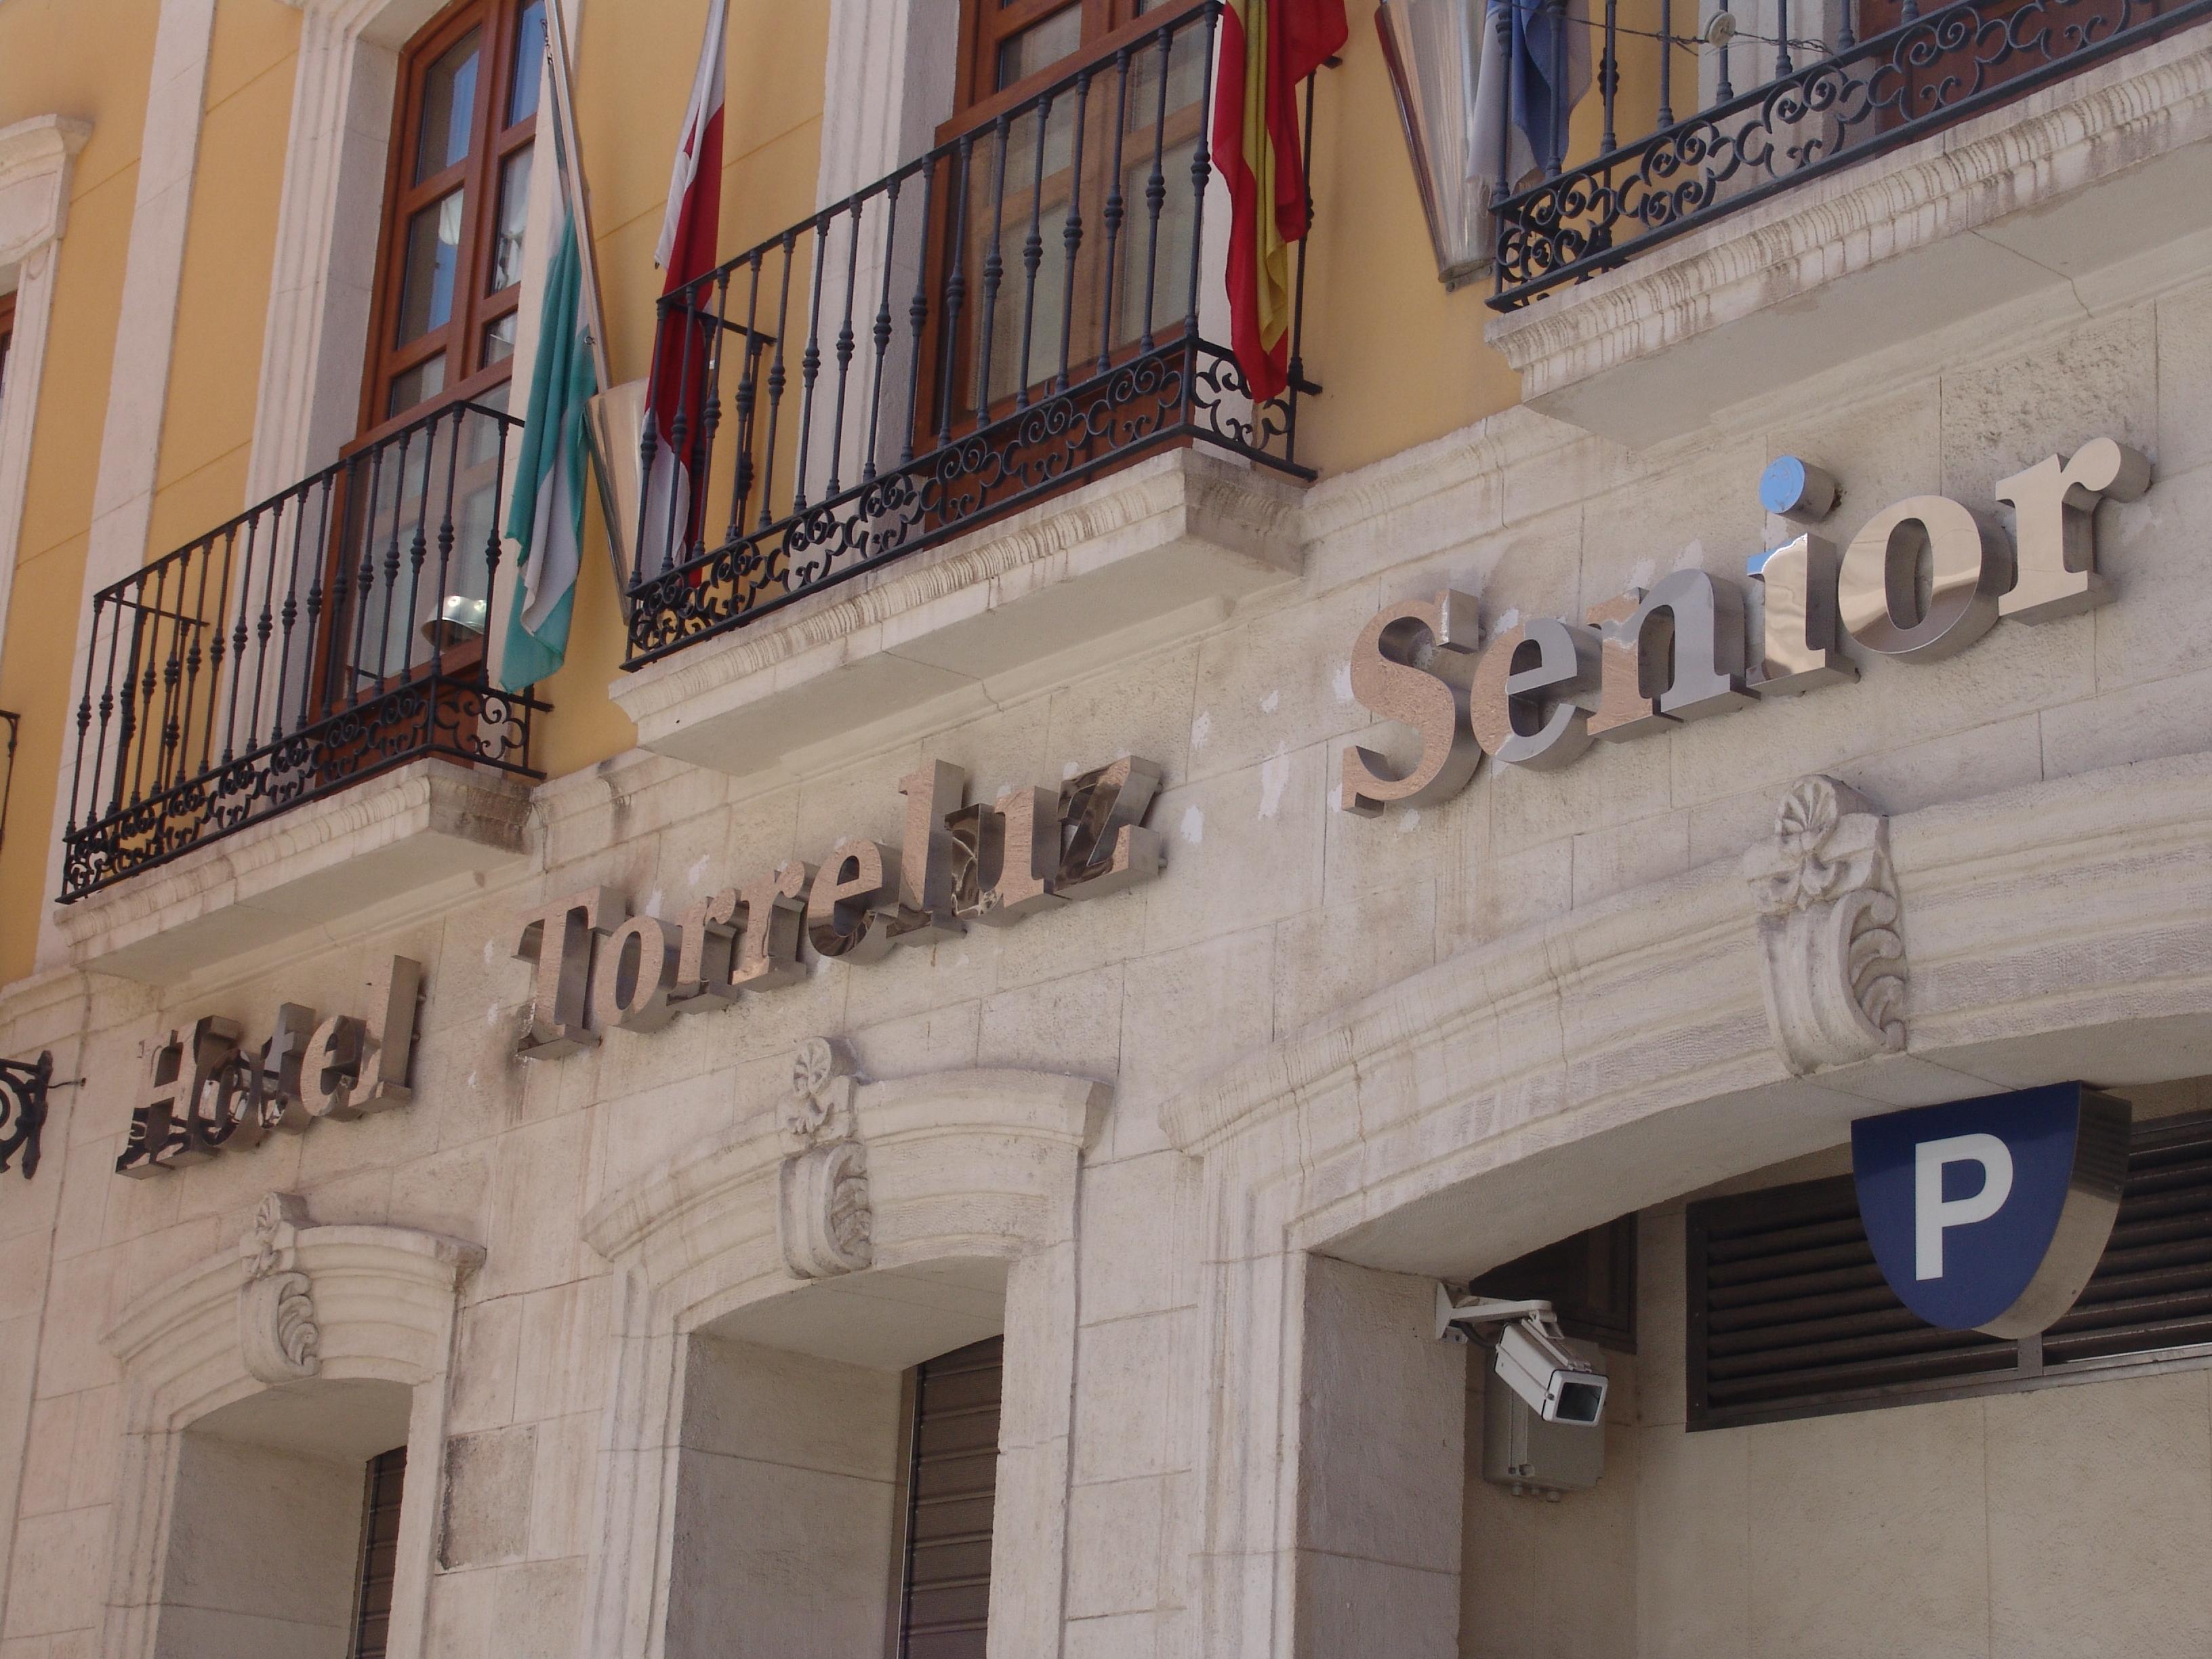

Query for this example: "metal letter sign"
[1851,1084,2130,1338]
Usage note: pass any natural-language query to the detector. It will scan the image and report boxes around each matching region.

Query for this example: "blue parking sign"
[1851,1084,2130,1338]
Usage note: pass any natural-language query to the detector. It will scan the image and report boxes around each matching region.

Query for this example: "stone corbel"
[777,1038,874,1277]
[238,1191,321,1384]
[1744,774,1908,1075]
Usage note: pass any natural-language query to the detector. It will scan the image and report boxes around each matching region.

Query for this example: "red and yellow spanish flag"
[1212,0,1347,402]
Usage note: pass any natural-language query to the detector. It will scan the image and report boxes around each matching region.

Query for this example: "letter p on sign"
[1913,1132,2013,1280]
[1853,1085,2130,1337]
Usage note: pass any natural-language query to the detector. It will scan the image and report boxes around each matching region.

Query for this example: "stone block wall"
[0,255,2209,1658]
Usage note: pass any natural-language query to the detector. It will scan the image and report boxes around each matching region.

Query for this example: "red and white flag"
[641,0,727,577]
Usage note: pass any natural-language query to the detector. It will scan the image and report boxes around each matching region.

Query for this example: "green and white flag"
[499,163,598,692]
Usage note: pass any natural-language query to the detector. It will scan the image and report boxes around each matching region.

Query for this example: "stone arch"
[1163,753,2212,1659]
[581,1050,1108,1659]
[98,1193,482,1659]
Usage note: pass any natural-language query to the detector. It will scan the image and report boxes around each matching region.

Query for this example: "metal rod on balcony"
[1602,0,1622,150]
[1658,0,1676,124]
[1286,66,1320,461]
[827,204,863,495]
[732,255,764,535]
[697,271,730,559]
[1015,89,1054,411]
[937,134,973,447]
[1183,4,1218,347]
[1056,68,1092,395]
[1138,26,1174,352]
[793,213,830,512]
[756,234,796,533]
[862,184,897,486]
[1097,47,1134,374]
[1776,0,1795,76]
[974,112,1012,431]
[901,167,935,466]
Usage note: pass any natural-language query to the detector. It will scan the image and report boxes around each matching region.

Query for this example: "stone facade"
[7,18,2212,1659]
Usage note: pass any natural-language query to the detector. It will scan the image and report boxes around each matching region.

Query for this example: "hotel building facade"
[2,0,2212,1654]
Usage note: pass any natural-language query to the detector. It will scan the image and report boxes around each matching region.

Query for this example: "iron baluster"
[793,213,832,512]
[756,234,799,534]
[975,113,1013,430]
[863,179,901,483]
[1137,24,1174,352]
[1097,47,1134,373]
[1015,91,1056,411]
[731,253,766,539]
[900,160,936,466]
[936,134,974,447]
[828,199,865,495]
[1056,69,1093,394]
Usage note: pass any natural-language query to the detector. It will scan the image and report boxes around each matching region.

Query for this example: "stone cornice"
[0,114,91,265]
[1164,752,2212,1172]
[103,1212,483,1384]
[0,113,91,182]
[585,1064,1109,1266]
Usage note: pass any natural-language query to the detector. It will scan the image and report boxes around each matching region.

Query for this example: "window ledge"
[609,446,1307,781]
[1484,20,2212,449]
[55,758,534,983]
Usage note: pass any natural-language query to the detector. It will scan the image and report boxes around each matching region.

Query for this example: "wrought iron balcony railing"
[623,0,1319,669]
[60,401,545,903]
[1490,0,2208,308]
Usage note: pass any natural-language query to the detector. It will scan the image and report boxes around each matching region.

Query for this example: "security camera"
[1434,1283,1608,1427]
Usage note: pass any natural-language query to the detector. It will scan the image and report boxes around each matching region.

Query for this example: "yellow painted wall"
[0,0,163,983]
[0,0,1714,985]
[533,0,832,780]
[146,2,300,560]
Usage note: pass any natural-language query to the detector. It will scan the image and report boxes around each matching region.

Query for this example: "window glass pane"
[386,352,446,418]
[483,312,518,365]
[396,190,466,346]
[413,27,482,183]
[996,4,1082,89]
[490,144,533,293]
[508,1,546,126]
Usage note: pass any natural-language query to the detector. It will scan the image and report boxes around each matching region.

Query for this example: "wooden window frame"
[920,0,1210,438]
[355,0,541,449]
[949,0,1205,129]
[1685,1107,2212,1431]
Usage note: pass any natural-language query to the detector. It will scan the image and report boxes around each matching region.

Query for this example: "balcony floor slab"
[55,758,535,983]
[610,447,1307,781]
[1486,19,2212,449]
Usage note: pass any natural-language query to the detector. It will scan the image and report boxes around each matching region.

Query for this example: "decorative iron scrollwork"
[0,1051,54,1180]
[1492,0,2208,308]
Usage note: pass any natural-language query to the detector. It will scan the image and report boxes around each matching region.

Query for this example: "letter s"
[1339,590,1483,817]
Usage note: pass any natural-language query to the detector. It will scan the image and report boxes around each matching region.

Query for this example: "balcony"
[56,402,542,972]
[611,2,1318,775]
[1479,0,2212,443]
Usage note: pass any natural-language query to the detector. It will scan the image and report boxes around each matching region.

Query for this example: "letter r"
[1914,1132,2014,1281]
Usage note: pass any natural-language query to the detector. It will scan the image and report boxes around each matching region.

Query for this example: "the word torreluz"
[512,756,1166,1058]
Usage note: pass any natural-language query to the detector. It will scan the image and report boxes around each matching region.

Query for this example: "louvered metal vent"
[1687,1108,2212,1430]
[893,1336,1003,1659]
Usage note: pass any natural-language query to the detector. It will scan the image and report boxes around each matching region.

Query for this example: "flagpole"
[542,0,611,394]
[541,0,636,615]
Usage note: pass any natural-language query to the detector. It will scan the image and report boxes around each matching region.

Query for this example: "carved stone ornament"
[777,1038,873,1277]
[1744,775,1908,1076]
[239,1191,321,1384]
